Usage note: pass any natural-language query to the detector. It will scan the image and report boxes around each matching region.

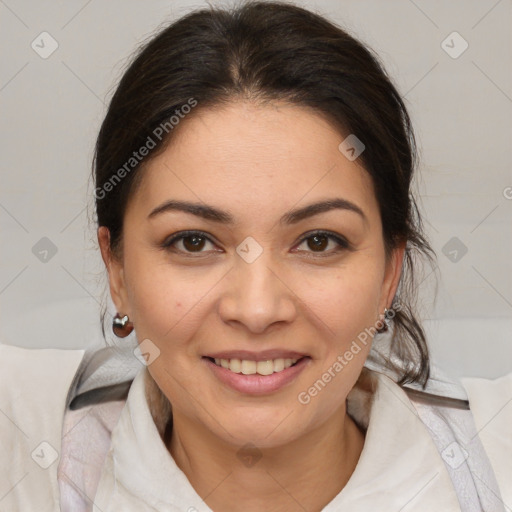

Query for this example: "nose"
[218,252,297,334]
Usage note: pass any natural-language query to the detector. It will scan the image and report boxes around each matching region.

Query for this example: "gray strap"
[411,399,506,512]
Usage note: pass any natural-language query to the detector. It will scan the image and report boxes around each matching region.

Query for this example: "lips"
[204,355,310,394]
[209,356,302,376]
[203,349,308,361]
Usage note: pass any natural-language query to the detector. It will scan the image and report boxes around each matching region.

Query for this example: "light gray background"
[0,0,511,379]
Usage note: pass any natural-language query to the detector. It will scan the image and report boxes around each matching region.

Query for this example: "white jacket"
[0,342,510,511]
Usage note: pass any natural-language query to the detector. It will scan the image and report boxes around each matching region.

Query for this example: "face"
[99,100,404,449]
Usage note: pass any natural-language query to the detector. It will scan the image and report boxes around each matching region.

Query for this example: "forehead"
[127,101,379,226]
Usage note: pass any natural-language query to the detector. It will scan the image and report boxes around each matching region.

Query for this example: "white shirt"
[0,343,510,511]
[92,366,466,511]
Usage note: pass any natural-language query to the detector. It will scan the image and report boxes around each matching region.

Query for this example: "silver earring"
[112,313,134,338]
[377,307,390,333]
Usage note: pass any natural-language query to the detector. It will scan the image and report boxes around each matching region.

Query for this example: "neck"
[168,404,365,512]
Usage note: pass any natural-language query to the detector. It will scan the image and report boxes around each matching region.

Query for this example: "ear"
[378,240,407,315]
[97,226,130,315]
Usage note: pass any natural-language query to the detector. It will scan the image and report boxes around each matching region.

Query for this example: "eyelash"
[161,229,351,258]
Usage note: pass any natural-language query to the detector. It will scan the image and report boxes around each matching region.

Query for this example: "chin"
[209,405,304,449]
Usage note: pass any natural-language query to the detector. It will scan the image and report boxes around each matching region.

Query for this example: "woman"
[1,1,510,511]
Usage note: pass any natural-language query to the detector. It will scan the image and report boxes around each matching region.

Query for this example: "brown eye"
[162,231,217,255]
[307,234,329,252]
[295,230,350,255]
[182,234,207,252]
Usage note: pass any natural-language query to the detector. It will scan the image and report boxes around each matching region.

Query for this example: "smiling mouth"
[205,356,307,375]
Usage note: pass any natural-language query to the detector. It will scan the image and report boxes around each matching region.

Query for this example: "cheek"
[291,268,382,419]
[123,250,224,349]
[129,279,202,345]
[297,263,383,342]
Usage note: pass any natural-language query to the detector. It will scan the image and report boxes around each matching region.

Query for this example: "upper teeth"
[213,358,299,375]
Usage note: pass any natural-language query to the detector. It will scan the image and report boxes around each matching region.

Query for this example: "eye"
[161,229,351,258]
[161,230,218,255]
[294,230,350,256]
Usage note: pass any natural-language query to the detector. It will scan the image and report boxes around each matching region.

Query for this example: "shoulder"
[460,371,512,405]
[0,342,85,429]
[460,372,512,434]
[0,343,85,510]
[460,372,512,507]
[0,343,85,404]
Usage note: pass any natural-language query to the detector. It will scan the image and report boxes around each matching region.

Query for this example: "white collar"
[93,367,461,511]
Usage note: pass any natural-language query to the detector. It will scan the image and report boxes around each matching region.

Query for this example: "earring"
[112,313,134,338]
[376,307,390,333]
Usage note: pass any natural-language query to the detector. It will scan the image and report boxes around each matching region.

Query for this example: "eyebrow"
[148,198,367,226]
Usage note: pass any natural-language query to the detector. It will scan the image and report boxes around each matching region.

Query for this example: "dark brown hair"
[92,0,438,387]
